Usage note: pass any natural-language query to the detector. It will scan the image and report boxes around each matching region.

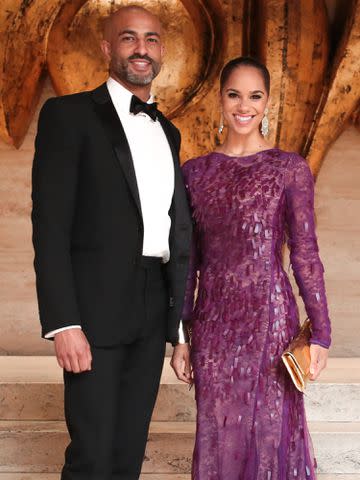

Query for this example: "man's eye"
[147,37,159,43]
[122,36,135,42]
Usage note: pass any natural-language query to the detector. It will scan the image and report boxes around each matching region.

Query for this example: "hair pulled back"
[220,57,270,95]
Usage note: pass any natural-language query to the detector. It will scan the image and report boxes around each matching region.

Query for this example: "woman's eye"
[228,92,238,99]
[250,94,262,100]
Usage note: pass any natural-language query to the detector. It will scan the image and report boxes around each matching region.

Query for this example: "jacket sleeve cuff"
[44,325,82,339]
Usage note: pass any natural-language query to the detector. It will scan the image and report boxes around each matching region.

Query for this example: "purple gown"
[181,149,331,480]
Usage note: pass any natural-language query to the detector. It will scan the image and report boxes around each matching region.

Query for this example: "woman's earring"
[261,108,269,137]
[218,113,224,134]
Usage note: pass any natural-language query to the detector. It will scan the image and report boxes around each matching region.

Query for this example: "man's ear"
[100,40,111,61]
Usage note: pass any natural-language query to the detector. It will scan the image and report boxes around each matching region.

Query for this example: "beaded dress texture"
[181,149,331,480]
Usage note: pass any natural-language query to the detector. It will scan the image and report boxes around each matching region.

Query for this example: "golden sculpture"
[0,0,359,174]
[307,0,360,175]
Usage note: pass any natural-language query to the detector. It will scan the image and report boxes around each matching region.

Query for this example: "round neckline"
[211,147,278,160]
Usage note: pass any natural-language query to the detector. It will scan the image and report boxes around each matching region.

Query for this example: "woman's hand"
[170,343,192,384]
[309,344,329,381]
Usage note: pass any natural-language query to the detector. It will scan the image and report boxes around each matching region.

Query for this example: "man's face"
[103,10,164,86]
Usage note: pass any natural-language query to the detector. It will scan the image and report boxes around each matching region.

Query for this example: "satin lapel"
[157,113,188,224]
[157,113,179,166]
[92,83,142,217]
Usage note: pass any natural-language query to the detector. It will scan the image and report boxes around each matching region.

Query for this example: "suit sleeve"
[32,98,82,338]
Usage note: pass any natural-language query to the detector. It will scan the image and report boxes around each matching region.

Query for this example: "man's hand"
[309,344,328,381]
[54,329,92,373]
[170,343,192,384]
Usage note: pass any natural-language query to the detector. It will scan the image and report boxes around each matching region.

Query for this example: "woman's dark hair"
[220,56,270,94]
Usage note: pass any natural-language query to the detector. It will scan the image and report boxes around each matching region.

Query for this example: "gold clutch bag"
[281,319,311,392]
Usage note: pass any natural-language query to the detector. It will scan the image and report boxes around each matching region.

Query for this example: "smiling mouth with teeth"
[234,114,255,123]
[131,60,150,67]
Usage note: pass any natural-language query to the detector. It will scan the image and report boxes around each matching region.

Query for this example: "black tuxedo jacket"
[32,83,192,346]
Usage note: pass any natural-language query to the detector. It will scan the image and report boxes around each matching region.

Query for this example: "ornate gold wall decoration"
[47,0,212,117]
[0,0,66,148]
[172,0,245,159]
[0,1,21,146]
[248,0,329,154]
[0,0,359,172]
[45,0,242,160]
[306,0,360,176]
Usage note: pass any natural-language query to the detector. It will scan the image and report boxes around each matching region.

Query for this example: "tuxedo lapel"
[91,83,142,218]
[157,113,189,228]
[157,113,179,165]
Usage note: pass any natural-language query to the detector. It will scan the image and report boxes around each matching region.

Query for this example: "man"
[32,5,191,479]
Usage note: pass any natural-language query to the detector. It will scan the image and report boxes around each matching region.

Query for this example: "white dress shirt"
[45,77,175,338]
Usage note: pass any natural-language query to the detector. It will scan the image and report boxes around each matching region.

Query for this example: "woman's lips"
[233,114,255,126]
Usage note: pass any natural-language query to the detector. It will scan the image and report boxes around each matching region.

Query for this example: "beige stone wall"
[0,79,359,356]
[315,126,360,356]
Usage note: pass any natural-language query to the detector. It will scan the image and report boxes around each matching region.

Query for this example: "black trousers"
[61,258,167,480]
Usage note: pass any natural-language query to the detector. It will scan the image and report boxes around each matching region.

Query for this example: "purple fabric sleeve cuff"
[309,338,330,349]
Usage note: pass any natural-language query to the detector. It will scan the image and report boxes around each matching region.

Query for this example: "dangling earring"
[218,112,224,134]
[261,108,269,137]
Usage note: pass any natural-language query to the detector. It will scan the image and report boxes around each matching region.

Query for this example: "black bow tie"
[130,95,158,121]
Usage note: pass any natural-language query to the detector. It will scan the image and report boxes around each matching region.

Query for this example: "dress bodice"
[182,148,331,348]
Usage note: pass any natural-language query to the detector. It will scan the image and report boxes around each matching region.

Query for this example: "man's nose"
[134,38,148,56]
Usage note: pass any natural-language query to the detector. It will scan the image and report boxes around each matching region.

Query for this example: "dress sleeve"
[181,163,200,329]
[285,154,331,348]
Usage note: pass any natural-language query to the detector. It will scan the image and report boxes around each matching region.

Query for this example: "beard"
[111,54,161,86]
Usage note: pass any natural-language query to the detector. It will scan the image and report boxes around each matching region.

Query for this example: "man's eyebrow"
[118,29,136,36]
[118,30,160,38]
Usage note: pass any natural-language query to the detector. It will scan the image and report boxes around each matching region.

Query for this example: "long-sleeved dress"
[181,148,331,480]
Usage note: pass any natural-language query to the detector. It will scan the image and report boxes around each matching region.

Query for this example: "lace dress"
[181,149,331,480]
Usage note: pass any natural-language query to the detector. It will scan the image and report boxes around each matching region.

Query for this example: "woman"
[171,57,331,479]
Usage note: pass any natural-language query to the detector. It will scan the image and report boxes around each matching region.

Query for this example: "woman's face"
[221,66,269,136]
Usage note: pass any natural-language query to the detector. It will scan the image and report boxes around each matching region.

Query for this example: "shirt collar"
[106,76,154,113]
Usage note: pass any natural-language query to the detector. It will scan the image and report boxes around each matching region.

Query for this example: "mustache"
[127,54,156,65]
